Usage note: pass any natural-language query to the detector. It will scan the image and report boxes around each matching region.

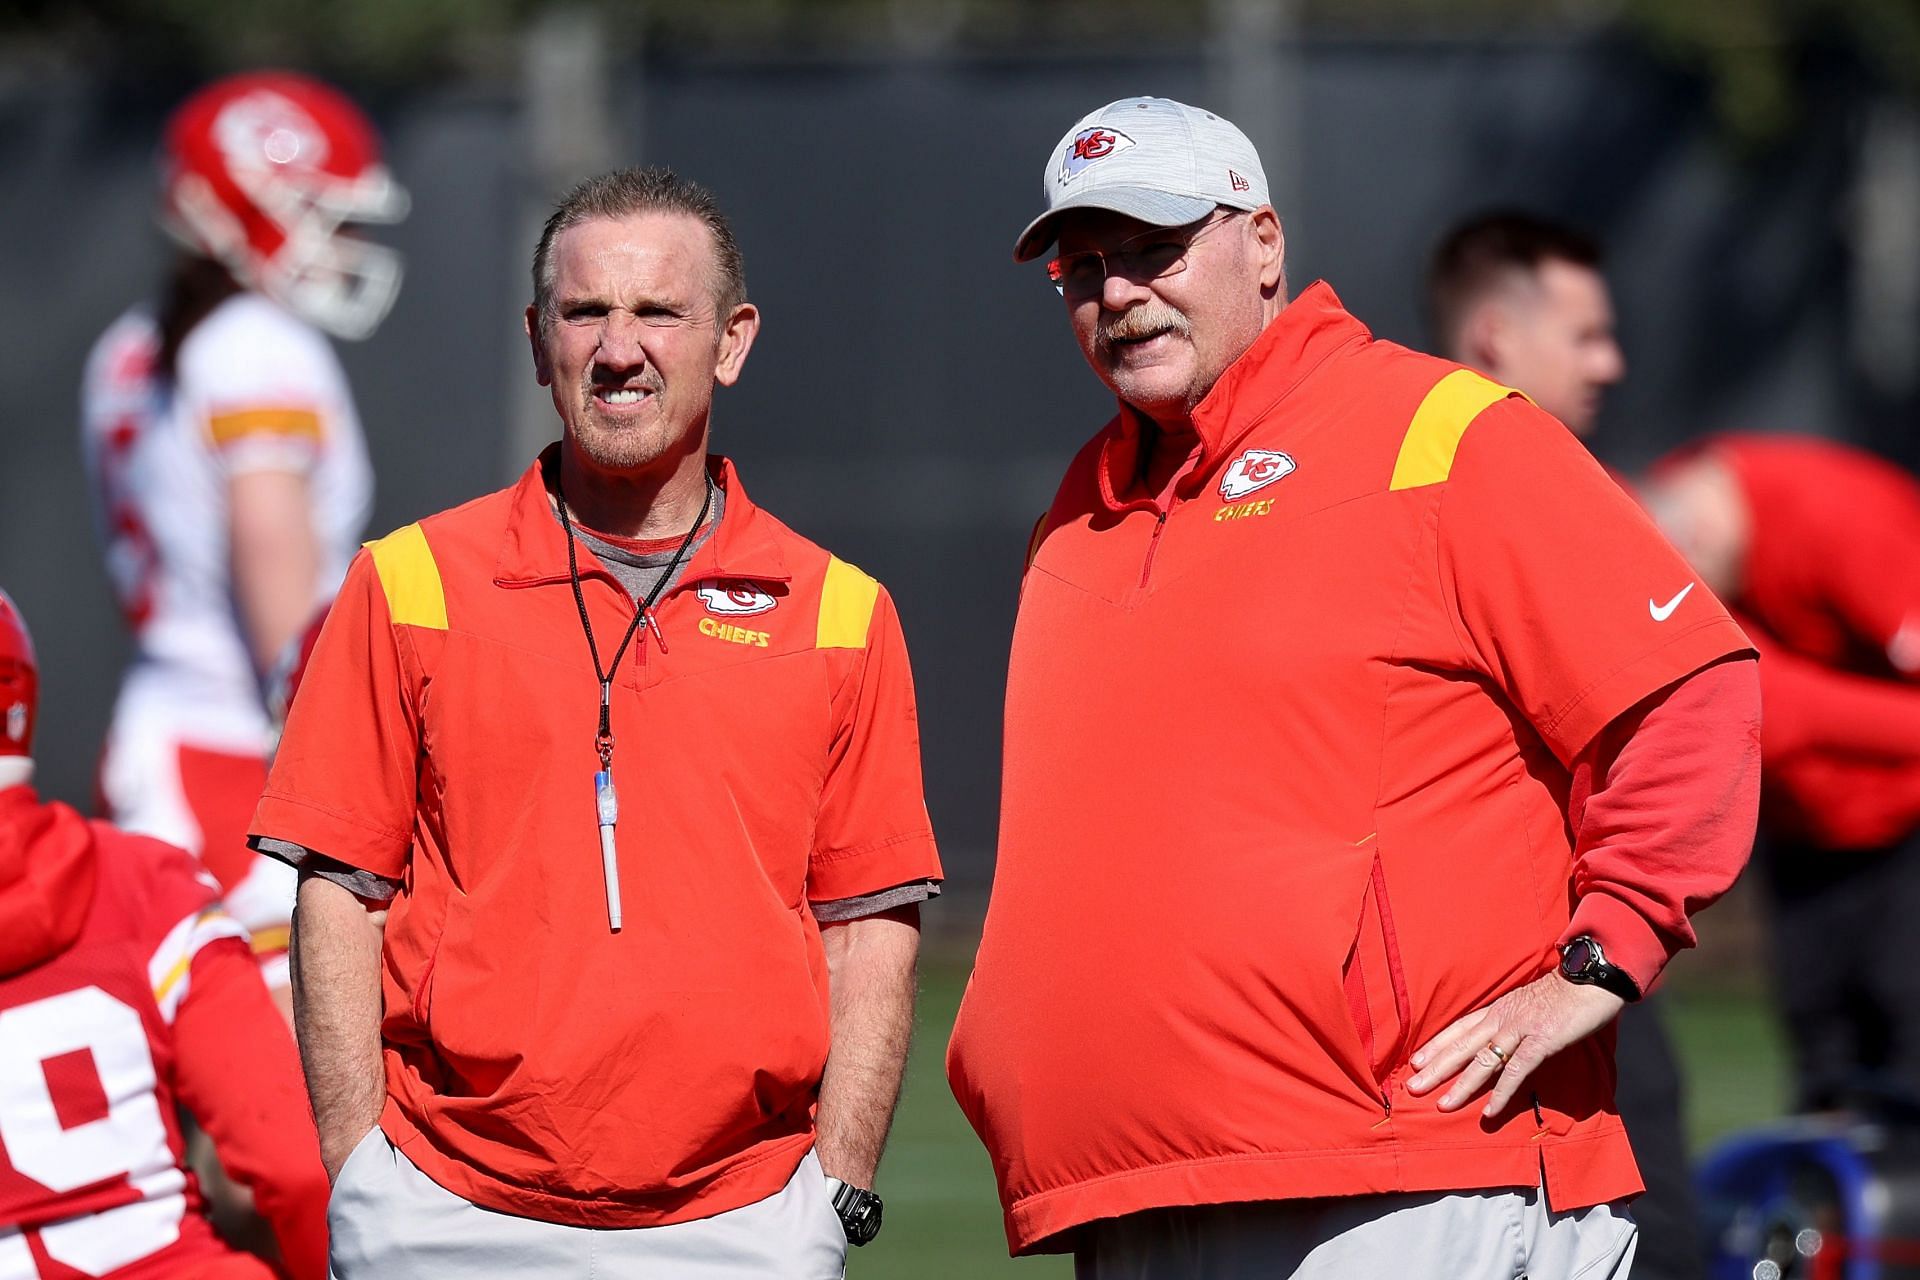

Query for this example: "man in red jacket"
[1644,434,1920,1110]
[947,97,1762,1277]
[0,588,328,1280]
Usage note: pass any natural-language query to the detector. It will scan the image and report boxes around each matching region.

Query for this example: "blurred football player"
[79,71,405,1010]
[1645,434,1920,1112]
[0,589,328,1279]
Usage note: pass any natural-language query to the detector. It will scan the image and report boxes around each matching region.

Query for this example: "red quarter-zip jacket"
[947,284,1755,1253]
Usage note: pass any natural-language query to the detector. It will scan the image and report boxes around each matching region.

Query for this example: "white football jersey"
[80,292,373,747]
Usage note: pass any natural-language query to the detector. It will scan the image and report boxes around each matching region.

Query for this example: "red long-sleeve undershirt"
[1561,656,1762,993]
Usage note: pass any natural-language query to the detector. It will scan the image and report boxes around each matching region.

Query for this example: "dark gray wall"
[0,37,1896,890]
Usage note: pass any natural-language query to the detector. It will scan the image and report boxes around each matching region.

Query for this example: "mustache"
[1096,305,1192,355]
[586,368,664,395]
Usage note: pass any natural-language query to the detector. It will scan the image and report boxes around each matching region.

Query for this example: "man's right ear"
[524,306,553,387]
[1462,305,1505,375]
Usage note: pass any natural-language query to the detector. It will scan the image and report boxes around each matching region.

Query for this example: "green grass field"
[854,954,1791,1276]
[852,953,1070,1278]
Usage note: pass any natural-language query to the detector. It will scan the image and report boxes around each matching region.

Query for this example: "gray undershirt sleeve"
[810,879,941,923]
[251,835,402,902]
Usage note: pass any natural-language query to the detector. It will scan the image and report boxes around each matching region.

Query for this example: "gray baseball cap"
[1012,96,1269,263]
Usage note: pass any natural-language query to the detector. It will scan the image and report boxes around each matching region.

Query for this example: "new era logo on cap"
[1061,127,1134,180]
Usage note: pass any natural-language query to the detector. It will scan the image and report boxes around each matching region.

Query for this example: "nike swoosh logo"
[1649,583,1695,622]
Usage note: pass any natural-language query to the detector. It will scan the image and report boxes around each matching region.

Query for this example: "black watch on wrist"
[824,1176,884,1246]
[1559,935,1642,1003]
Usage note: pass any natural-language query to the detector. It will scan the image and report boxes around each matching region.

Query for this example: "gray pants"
[328,1130,848,1279]
[1074,1188,1637,1280]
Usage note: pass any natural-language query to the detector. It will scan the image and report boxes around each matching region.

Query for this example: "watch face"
[845,1192,882,1245]
[1562,938,1597,977]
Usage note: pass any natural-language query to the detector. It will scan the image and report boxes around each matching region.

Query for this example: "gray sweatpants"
[327,1130,847,1279]
[1074,1188,1637,1280]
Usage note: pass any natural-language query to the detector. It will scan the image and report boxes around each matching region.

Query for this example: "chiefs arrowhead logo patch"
[695,580,778,617]
[1060,127,1134,181]
[1219,449,1296,500]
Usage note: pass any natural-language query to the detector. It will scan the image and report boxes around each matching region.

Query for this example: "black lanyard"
[557,474,714,934]
[556,473,714,771]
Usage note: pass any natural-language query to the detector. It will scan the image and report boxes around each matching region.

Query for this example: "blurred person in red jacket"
[1644,434,1920,1111]
[1428,209,1703,1280]
[0,589,328,1280]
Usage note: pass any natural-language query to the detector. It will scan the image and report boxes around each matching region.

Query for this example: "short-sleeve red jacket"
[947,284,1753,1254]
[252,449,941,1228]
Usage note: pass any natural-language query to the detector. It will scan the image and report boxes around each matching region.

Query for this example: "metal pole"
[1207,0,1303,289]
[505,6,622,479]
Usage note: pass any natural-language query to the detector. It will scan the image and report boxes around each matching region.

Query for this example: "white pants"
[1074,1188,1637,1280]
[327,1130,848,1279]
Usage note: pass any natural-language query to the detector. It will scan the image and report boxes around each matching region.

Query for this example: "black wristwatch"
[1559,935,1642,1003]
[824,1176,884,1246]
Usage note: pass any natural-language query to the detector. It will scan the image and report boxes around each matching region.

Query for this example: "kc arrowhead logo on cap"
[1060,127,1135,181]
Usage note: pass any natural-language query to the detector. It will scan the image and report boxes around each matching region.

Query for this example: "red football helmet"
[160,71,409,340]
[0,589,37,759]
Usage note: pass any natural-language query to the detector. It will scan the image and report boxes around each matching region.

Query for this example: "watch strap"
[1561,935,1642,1002]
[821,1173,883,1246]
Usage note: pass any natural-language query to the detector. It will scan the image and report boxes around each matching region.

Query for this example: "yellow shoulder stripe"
[1389,369,1524,491]
[817,555,880,650]
[151,950,193,1007]
[151,908,222,1006]
[206,407,323,446]
[249,925,292,956]
[366,523,448,631]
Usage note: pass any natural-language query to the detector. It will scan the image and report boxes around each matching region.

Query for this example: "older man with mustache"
[946,98,1762,1278]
